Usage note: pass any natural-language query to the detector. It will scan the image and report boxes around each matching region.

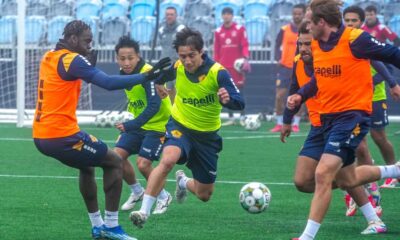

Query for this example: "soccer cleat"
[380,178,398,188]
[91,225,104,239]
[221,119,236,126]
[291,124,300,132]
[153,192,173,214]
[101,225,137,240]
[175,170,188,203]
[345,194,357,217]
[361,220,387,235]
[129,211,148,229]
[375,206,383,217]
[269,124,282,132]
[121,190,144,211]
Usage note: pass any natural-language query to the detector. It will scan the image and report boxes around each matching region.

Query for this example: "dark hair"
[115,36,140,54]
[222,7,233,15]
[63,20,91,39]
[173,28,204,52]
[310,0,342,27]
[166,6,177,14]
[293,3,306,13]
[365,5,377,14]
[298,21,310,35]
[343,5,365,22]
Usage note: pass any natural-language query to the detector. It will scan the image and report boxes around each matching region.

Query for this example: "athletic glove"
[144,57,172,81]
[86,49,98,67]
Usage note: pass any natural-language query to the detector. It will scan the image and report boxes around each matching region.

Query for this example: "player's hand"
[115,122,125,132]
[390,84,400,101]
[86,49,98,67]
[287,94,302,110]
[145,57,172,81]
[241,59,251,73]
[218,87,230,104]
[280,124,292,143]
[155,84,169,99]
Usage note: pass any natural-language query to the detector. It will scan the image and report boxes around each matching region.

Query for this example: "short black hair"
[298,21,310,35]
[365,5,377,14]
[166,6,177,14]
[222,7,233,15]
[63,20,91,39]
[115,36,140,54]
[173,28,204,52]
[293,3,306,13]
[343,5,365,22]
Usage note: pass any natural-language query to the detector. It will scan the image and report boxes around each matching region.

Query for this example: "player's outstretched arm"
[217,70,245,110]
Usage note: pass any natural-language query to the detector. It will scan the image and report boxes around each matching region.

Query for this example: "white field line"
[0,174,294,186]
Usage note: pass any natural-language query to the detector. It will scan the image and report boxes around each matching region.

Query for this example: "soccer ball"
[244,116,261,131]
[234,58,246,73]
[95,113,108,128]
[239,182,271,214]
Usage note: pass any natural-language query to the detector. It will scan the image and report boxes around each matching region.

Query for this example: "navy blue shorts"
[321,111,371,167]
[299,125,324,161]
[164,119,223,184]
[276,65,292,89]
[115,129,164,161]
[371,100,389,129]
[34,131,108,169]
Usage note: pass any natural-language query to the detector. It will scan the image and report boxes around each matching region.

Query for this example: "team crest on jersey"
[72,140,84,151]
[198,74,206,82]
[171,130,182,138]
[352,124,361,136]
[225,38,232,44]
[89,135,98,143]
[160,136,165,144]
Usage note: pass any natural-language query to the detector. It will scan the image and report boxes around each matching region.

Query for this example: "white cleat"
[175,170,188,203]
[153,192,173,215]
[121,190,144,211]
[380,178,398,188]
[129,211,148,229]
[361,220,387,235]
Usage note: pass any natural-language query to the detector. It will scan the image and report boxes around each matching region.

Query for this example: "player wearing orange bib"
[32,20,171,240]
[287,1,400,239]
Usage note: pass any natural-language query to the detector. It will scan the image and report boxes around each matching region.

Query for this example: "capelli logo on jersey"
[314,65,341,78]
[129,100,145,109]
[182,94,215,107]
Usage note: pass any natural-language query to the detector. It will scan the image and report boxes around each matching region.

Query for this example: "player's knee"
[137,158,151,173]
[158,159,175,173]
[197,191,212,202]
[294,178,314,193]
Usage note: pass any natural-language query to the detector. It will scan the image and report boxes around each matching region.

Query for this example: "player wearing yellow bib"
[129,28,245,228]
[111,37,173,215]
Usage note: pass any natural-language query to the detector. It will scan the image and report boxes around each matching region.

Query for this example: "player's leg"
[115,132,144,211]
[371,128,396,165]
[293,156,318,193]
[271,66,291,132]
[137,132,172,214]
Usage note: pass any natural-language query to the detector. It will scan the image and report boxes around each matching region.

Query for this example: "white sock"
[179,176,190,189]
[130,182,143,195]
[359,202,380,222]
[88,210,104,227]
[104,210,118,228]
[379,165,400,179]
[157,189,168,200]
[299,219,321,240]
[293,116,301,125]
[276,115,283,125]
[139,194,157,216]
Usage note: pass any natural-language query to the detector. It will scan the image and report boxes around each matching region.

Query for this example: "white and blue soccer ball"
[239,182,271,214]
[244,115,261,131]
[95,113,108,128]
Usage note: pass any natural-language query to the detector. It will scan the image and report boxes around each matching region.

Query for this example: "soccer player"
[129,28,245,228]
[214,6,250,126]
[32,20,170,240]
[286,1,400,239]
[281,20,386,235]
[113,36,173,214]
[270,3,306,133]
[362,5,400,46]
[342,5,400,216]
